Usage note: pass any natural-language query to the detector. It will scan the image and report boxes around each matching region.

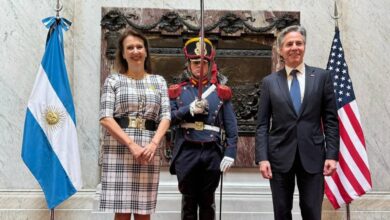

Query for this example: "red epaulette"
[168,82,187,99]
[217,84,232,101]
[168,84,181,99]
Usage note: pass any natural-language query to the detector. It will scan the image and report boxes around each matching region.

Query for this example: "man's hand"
[259,160,272,179]
[190,99,208,116]
[220,156,234,173]
[323,159,337,176]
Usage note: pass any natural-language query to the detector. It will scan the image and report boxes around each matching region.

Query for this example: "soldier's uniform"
[169,37,238,220]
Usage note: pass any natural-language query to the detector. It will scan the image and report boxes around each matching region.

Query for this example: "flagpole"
[346,204,350,220]
[219,173,223,220]
[330,1,351,219]
[331,0,341,29]
[50,3,62,220]
[55,0,62,18]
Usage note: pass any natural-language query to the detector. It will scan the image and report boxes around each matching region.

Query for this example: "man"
[169,37,238,220]
[255,25,339,220]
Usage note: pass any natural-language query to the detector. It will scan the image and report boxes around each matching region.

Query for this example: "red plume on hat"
[210,62,218,84]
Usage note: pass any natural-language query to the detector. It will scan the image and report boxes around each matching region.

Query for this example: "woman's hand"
[141,141,159,162]
[100,118,146,161]
[127,142,145,160]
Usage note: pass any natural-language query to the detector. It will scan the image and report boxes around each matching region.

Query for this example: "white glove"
[190,99,208,116]
[220,156,234,173]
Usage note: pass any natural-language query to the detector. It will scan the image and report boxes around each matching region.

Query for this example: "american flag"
[324,27,372,209]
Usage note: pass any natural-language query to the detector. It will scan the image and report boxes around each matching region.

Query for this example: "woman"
[99,29,171,220]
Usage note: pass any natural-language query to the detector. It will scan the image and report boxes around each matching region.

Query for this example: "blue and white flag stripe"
[27,65,82,187]
[22,17,82,209]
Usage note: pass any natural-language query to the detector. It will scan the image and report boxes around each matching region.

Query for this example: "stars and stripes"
[324,27,372,209]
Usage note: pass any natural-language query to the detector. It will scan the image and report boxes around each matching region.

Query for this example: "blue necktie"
[290,69,301,114]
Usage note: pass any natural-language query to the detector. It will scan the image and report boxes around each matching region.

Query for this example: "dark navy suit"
[170,81,238,220]
[255,65,339,220]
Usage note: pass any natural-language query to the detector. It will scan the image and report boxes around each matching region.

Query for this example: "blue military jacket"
[169,81,238,174]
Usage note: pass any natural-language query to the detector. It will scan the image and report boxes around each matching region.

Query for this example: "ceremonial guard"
[168,37,238,220]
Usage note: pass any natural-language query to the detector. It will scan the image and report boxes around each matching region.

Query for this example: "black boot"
[199,192,216,220]
[182,194,198,220]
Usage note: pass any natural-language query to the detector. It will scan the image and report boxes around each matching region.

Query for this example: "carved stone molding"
[232,83,261,135]
[101,8,299,60]
[101,9,299,35]
[149,47,271,58]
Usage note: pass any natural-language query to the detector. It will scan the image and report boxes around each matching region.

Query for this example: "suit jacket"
[255,65,339,173]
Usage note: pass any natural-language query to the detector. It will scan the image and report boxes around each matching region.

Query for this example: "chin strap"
[190,77,208,86]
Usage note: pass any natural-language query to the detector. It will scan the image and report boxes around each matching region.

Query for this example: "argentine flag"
[21,17,82,209]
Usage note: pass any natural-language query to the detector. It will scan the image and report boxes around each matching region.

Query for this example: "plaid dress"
[99,73,171,214]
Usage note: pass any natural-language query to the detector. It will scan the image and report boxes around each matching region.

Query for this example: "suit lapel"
[276,69,296,114]
[299,65,316,116]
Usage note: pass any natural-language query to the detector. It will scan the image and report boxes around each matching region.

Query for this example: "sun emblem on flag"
[43,105,66,133]
[46,111,60,125]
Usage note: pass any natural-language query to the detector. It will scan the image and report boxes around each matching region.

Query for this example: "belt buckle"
[136,117,146,129]
[128,117,146,130]
[194,121,204,130]
[128,117,137,128]
[128,117,145,129]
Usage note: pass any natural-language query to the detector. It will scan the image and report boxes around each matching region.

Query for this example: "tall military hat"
[183,37,216,61]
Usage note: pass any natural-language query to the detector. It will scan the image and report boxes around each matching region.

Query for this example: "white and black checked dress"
[99,73,171,214]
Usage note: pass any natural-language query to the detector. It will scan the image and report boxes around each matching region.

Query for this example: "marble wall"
[1,0,390,217]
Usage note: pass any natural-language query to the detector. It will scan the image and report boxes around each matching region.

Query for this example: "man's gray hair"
[277,25,306,48]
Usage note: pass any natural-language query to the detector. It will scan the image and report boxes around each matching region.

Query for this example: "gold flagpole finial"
[331,0,341,28]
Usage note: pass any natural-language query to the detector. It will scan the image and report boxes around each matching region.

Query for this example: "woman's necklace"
[125,71,146,80]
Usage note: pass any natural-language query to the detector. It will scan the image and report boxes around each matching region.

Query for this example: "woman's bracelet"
[151,140,159,146]
[127,142,134,147]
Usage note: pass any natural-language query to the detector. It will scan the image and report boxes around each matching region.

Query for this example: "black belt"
[183,141,215,147]
[115,117,157,131]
